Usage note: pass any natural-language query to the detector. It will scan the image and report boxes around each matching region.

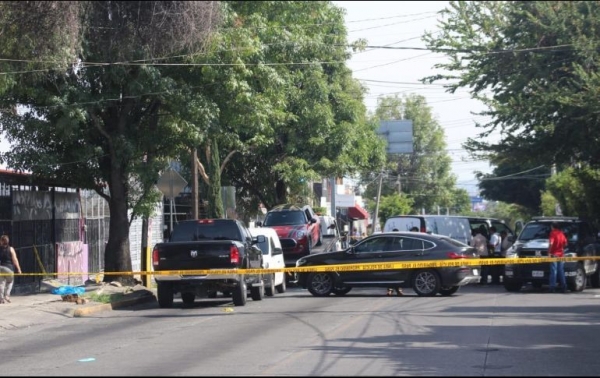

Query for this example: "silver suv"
[503,216,600,292]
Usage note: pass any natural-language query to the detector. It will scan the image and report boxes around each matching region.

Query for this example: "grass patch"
[85,292,125,304]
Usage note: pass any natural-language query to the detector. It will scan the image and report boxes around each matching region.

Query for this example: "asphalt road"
[1,283,600,376]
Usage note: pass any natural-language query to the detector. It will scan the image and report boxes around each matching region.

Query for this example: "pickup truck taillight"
[152,247,159,266]
[230,245,240,264]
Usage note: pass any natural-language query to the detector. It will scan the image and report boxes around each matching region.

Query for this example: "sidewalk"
[0,282,157,331]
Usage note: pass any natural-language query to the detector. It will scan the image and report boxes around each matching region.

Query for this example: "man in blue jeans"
[548,222,568,293]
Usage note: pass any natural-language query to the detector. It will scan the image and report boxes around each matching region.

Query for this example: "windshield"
[263,211,306,226]
[518,222,579,242]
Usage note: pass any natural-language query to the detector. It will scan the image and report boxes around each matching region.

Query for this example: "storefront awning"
[348,205,369,220]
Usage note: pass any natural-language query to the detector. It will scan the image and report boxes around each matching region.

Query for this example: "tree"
[220,1,386,213]
[475,161,550,213]
[363,94,464,214]
[423,1,600,223]
[371,194,414,229]
[0,1,221,283]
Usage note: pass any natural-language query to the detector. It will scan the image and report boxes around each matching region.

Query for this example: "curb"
[73,294,157,317]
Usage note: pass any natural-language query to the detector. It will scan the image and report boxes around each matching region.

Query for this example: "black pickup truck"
[152,219,265,307]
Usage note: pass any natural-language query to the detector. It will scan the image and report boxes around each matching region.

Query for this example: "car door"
[339,235,394,284]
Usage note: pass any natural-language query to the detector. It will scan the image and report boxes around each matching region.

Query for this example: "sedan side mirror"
[310,218,317,224]
[255,221,262,227]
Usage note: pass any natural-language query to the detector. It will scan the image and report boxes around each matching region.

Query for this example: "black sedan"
[295,231,481,297]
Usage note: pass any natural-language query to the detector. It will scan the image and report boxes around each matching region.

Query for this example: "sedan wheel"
[412,270,441,297]
[438,286,459,296]
[306,272,334,297]
[332,286,352,296]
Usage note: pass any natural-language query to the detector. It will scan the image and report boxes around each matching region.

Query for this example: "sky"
[333,1,496,195]
[1,1,495,195]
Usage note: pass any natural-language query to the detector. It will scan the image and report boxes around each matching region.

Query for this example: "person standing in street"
[0,235,22,303]
[488,227,502,284]
[548,222,568,293]
[471,227,489,285]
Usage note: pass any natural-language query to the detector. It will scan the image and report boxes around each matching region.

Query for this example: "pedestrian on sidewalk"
[0,235,22,303]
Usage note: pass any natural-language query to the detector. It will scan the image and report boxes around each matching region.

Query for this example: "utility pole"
[372,172,383,234]
[191,148,198,219]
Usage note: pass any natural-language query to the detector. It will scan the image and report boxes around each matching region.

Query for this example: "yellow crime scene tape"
[1,255,599,277]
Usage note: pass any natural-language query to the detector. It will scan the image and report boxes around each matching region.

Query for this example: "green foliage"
[475,161,550,213]
[424,1,600,224]
[221,1,386,215]
[545,167,600,226]
[363,94,461,214]
[467,201,533,231]
[375,194,414,228]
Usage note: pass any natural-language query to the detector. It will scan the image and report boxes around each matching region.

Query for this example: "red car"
[260,204,322,267]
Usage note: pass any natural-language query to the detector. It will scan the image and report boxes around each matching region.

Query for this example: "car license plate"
[472,269,478,276]
[532,270,544,277]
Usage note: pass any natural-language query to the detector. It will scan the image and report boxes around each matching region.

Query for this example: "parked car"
[259,204,322,268]
[383,215,472,245]
[249,227,287,296]
[295,231,481,297]
[503,216,600,292]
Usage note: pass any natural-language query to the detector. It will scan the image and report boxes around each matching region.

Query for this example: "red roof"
[348,205,369,220]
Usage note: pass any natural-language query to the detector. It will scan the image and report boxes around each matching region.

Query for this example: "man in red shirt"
[548,222,568,293]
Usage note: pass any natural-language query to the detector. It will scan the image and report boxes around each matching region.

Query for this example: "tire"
[265,274,276,297]
[567,264,586,292]
[412,270,441,297]
[276,274,287,293]
[250,279,265,301]
[232,279,247,306]
[503,280,523,292]
[181,292,195,305]
[157,282,174,308]
[305,237,313,254]
[207,291,218,299]
[332,286,352,296]
[439,286,459,296]
[306,272,334,297]
[591,262,600,288]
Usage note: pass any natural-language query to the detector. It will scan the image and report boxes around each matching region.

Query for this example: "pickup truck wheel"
[567,264,586,292]
[232,280,247,306]
[307,272,334,297]
[276,274,287,293]
[250,280,265,301]
[181,292,195,305]
[157,282,174,308]
[265,274,275,297]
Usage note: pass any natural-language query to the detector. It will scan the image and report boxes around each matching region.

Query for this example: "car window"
[263,211,306,226]
[492,221,511,236]
[383,217,422,232]
[399,237,423,250]
[519,223,550,241]
[354,237,390,253]
[256,236,271,255]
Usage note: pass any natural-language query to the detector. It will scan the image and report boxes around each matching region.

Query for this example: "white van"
[383,215,472,245]
[249,227,287,296]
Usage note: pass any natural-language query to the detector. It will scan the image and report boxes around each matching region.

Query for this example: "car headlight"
[505,245,518,258]
[295,230,307,238]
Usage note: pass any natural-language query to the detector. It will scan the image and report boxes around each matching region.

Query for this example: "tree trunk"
[207,139,224,218]
[103,156,133,285]
[275,179,287,205]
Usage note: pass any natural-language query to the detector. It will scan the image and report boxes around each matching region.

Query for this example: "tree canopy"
[423,1,600,221]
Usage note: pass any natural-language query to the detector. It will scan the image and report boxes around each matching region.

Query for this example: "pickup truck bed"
[152,219,265,307]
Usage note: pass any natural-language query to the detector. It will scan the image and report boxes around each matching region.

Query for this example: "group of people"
[470,226,513,284]
[470,222,568,292]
